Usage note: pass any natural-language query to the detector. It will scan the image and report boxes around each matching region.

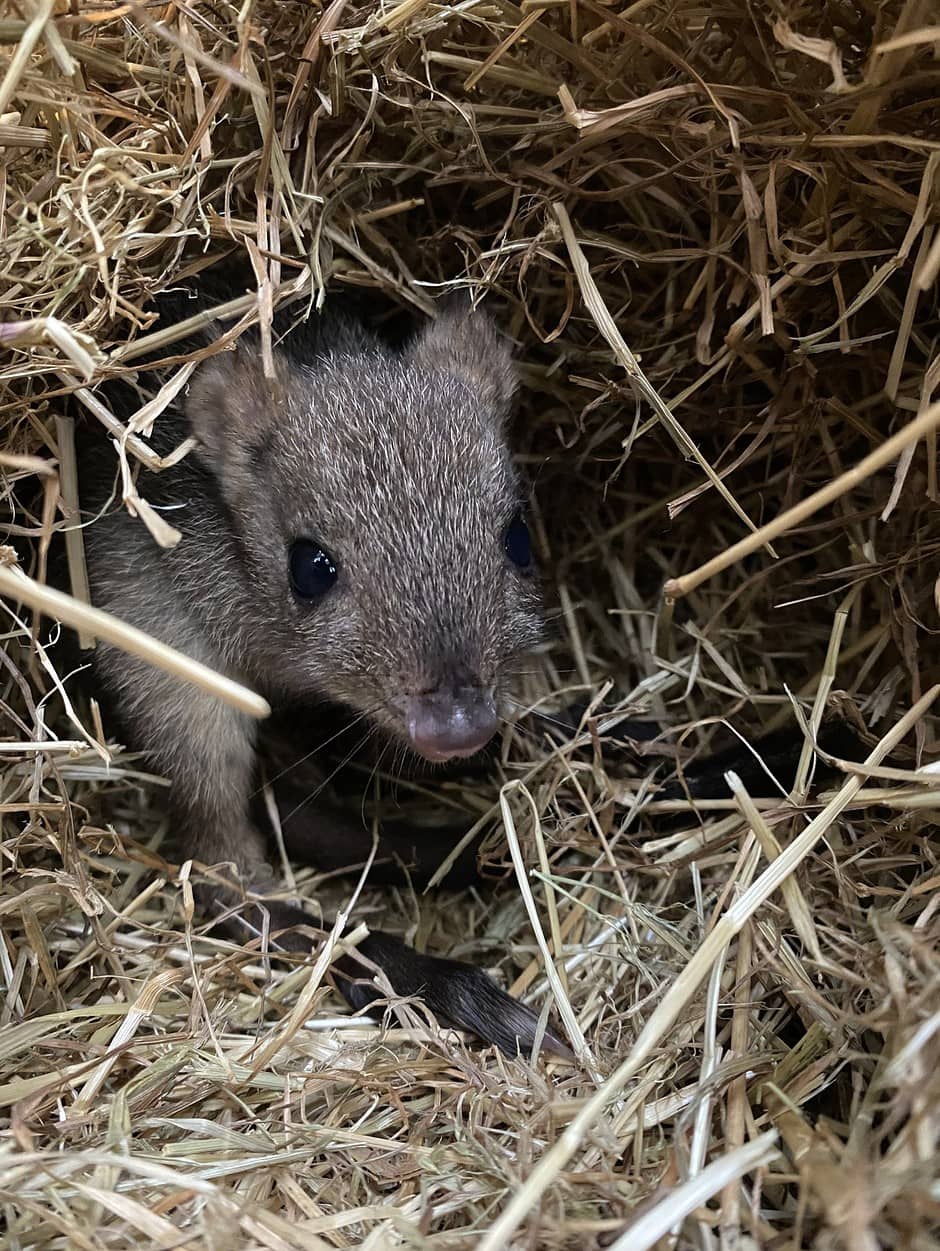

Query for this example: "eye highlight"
[289,540,338,601]
[504,511,533,570]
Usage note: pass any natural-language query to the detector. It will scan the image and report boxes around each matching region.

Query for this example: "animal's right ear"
[185,343,292,474]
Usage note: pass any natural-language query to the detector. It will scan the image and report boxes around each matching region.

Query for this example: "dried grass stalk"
[1,1,939,1247]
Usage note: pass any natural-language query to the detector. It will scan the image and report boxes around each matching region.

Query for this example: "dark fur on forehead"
[406,296,517,417]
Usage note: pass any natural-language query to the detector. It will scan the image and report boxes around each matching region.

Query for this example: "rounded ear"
[406,296,517,416]
[185,344,293,472]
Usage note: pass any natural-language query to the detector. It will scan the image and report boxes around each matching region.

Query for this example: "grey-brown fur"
[75,275,566,1058]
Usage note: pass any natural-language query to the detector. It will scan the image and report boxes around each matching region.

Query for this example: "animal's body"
[75,273,566,1058]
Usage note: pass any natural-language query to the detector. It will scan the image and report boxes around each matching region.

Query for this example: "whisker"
[500,696,587,733]
[360,734,394,832]
[276,723,385,826]
[254,701,386,796]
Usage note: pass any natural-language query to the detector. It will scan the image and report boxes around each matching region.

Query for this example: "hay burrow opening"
[1,2,939,1248]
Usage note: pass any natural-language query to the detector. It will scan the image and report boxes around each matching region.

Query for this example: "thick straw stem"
[664,398,940,600]
[54,416,94,650]
[0,562,270,720]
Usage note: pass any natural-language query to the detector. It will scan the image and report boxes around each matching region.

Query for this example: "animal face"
[186,305,543,760]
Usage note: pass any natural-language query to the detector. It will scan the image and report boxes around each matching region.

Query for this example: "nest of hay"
[2,1,939,1246]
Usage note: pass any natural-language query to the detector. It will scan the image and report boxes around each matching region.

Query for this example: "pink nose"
[404,689,498,762]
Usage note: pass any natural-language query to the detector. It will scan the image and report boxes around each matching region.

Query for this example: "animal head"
[186,300,543,761]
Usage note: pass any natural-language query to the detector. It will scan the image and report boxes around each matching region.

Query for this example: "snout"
[403,687,498,763]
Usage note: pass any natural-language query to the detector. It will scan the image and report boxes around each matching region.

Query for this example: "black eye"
[504,512,533,570]
[289,540,338,600]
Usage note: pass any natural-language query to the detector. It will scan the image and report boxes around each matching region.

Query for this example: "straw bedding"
[1,1,939,1247]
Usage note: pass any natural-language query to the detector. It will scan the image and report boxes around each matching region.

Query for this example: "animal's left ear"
[406,295,517,417]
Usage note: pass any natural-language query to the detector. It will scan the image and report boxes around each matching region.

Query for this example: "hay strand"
[665,397,940,600]
[2,1,939,1245]
[0,561,270,719]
